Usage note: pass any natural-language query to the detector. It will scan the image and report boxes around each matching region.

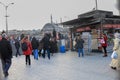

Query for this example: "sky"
[0,0,118,31]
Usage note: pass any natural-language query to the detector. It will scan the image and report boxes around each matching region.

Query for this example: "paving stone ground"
[0,51,119,80]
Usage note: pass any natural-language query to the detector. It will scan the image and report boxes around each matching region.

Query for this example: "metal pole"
[100,18,103,38]
[95,0,98,10]
[0,2,14,34]
[5,6,8,34]
[117,0,120,15]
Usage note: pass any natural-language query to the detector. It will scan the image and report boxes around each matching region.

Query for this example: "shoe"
[29,63,31,65]
[111,67,116,70]
[4,72,9,77]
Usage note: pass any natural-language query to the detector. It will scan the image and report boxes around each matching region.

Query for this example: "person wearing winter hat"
[0,33,12,77]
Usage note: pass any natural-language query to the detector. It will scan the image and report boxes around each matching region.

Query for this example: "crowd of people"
[0,31,58,77]
[0,31,120,78]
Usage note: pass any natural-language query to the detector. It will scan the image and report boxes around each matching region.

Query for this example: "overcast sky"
[0,0,118,31]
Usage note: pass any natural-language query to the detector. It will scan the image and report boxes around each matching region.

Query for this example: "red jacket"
[23,41,32,55]
[101,36,107,47]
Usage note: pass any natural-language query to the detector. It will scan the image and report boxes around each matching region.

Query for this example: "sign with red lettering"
[76,26,91,32]
[103,24,120,28]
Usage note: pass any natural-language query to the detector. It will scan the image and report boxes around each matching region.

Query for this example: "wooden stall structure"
[61,10,120,51]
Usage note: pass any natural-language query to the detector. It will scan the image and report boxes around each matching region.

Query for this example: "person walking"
[0,33,12,77]
[110,33,120,70]
[31,37,39,60]
[75,35,84,57]
[50,37,57,56]
[101,33,108,57]
[41,33,51,59]
[38,40,43,57]
[21,36,32,65]
[14,39,21,57]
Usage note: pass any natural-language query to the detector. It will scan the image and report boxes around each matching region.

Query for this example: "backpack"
[21,42,28,51]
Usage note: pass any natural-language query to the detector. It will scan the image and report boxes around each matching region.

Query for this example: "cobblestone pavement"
[0,51,119,80]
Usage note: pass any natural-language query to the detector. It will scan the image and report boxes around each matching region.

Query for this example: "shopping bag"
[100,39,105,44]
[111,51,118,59]
[41,49,44,54]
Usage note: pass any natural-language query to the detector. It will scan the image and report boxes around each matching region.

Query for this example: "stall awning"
[61,16,94,26]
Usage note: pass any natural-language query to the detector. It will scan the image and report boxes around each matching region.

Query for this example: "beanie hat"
[1,33,7,38]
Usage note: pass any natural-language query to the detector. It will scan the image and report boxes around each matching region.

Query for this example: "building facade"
[61,10,120,51]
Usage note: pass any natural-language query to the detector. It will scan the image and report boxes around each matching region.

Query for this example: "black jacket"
[76,38,84,49]
[41,36,50,49]
[31,37,39,49]
[0,38,12,59]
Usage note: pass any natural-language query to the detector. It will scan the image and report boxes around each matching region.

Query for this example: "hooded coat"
[22,40,32,55]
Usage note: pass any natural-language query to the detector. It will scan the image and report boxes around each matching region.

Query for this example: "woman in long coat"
[110,33,120,70]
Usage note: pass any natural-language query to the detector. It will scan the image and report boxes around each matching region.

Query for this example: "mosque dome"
[41,23,64,33]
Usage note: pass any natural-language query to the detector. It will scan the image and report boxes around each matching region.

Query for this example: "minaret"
[51,14,53,24]
[60,18,62,23]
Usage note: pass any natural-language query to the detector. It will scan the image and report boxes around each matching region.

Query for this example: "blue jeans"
[42,49,50,59]
[33,49,38,60]
[1,58,12,74]
[78,48,84,57]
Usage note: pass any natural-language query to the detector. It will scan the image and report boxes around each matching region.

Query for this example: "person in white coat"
[110,32,120,70]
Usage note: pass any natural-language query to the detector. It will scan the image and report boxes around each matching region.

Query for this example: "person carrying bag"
[110,33,120,70]
[111,51,118,59]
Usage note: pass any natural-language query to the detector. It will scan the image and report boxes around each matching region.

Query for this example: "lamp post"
[0,2,14,34]
[95,0,98,10]
[117,0,120,15]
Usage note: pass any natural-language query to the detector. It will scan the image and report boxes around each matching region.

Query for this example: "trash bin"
[60,39,66,53]
[60,46,65,53]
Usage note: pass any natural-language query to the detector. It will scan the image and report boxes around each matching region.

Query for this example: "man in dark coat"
[75,35,84,57]
[41,33,51,59]
[0,33,12,77]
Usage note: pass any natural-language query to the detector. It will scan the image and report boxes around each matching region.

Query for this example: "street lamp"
[0,2,14,34]
[95,0,98,10]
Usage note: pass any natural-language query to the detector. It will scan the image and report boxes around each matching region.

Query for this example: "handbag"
[111,51,118,59]
[100,39,105,44]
